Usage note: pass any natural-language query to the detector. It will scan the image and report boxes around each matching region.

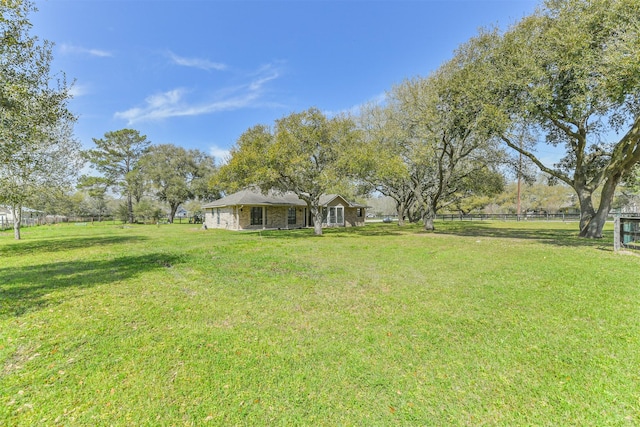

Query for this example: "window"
[356,208,363,217]
[250,207,263,225]
[216,208,220,225]
[288,207,296,225]
[327,206,344,225]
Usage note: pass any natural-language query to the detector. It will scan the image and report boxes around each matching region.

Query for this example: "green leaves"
[218,108,358,235]
[85,129,150,181]
[457,0,640,237]
[83,129,150,223]
[139,144,217,222]
[1,0,78,239]
[354,58,506,229]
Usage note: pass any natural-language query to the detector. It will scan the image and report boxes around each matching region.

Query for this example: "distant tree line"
[367,173,581,218]
[21,129,219,226]
[78,129,220,224]
[3,0,640,239]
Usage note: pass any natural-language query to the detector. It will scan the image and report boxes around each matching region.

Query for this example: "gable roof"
[202,188,367,209]
[202,188,305,208]
[319,194,367,208]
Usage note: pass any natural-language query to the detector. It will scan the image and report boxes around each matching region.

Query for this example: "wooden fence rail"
[437,213,583,221]
[0,215,201,231]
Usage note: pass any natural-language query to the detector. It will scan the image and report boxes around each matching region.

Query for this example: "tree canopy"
[83,129,151,224]
[217,107,359,235]
[1,0,79,239]
[473,0,640,237]
[353,51,505,230]
[140,144,218,223]
[353,102,416,225]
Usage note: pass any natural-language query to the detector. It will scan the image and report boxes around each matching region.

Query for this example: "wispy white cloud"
[324,92,388,117]
[59,43,113,58]
[68,83,90,98]
[114,64,283,124]
[248,63,281,89]
[114,88,260,123]
[209,145,231,165]
[167,51,227,71]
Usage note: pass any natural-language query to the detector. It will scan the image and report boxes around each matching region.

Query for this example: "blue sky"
[32,0,538,163]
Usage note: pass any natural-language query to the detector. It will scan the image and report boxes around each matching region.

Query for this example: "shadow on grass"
[328,224,407,238]
[222,222,609,248]
[0,235,148,257]
[255,223,407,239]
[433,222,611,248]
[0,253,182,318]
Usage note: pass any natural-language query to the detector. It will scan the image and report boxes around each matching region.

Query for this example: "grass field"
[1,220,639,426]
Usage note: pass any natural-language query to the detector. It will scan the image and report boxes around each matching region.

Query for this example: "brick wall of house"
[345,207,366,227]
[205,203,362,230]
[204,207,237,230]
[238,206,306,230]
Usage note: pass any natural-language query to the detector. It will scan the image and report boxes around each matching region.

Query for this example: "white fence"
[0,217,40,230]
[0,216,103,230]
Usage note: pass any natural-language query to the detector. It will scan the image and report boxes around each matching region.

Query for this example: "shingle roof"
[319,194,368,208]
[202,188,367,209]
[202,188,306,208]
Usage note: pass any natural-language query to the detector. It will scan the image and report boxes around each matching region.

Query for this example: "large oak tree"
[353,102,417,226]
[476,0,640,237]
[393,66,505,231]
[218,107,358,235]
[354,51,505,231]
[140,144,218,223]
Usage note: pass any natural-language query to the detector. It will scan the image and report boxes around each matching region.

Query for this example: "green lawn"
[1,221,639,425]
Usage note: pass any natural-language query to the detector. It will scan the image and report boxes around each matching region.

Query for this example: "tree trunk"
[417,190,437,231]
[575,187,596,237]
[12,205,21,240]
[313,213,323,235]
[127,193,134,224]
[396,202,406,226]
[305,200,324,236]
[422,207,436,231]
[581,211,606,238]
[169,203,178,223]
[580,173,620,238]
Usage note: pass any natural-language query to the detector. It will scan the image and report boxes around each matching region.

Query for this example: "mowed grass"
[1,220,639,426]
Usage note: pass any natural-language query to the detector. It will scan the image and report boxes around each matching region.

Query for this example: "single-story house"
[202,188,367,231]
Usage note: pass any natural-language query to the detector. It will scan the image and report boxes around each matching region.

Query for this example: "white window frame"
[327,205,344,226]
